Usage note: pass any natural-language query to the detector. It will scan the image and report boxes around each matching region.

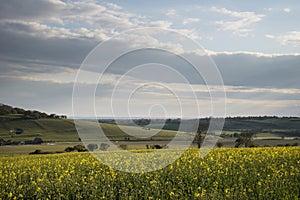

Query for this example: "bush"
[74,144,87,152]
[87,144,98,152]
[65,147,74,152]
[216,142,223,148]
[119,144,127,150]
[100,143,110,151]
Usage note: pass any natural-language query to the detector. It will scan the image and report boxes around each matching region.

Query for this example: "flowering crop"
[0,147,299,199]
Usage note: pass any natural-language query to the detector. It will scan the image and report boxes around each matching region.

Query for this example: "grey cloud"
[0,76,73,114]
[212,53,300,88]
[0,0,105,22]
[0,22,96,72]
[1,21,300,91]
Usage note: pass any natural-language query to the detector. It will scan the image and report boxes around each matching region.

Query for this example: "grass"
[0,118,182,143]
[0,118,79,142]
[98,123,188,141]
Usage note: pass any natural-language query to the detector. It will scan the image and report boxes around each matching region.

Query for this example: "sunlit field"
[1,147,299,199]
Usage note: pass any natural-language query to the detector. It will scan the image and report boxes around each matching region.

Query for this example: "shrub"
[216,142,223,148]
[74,144,87,152]
[64,147,74,152]
[87,144,98,152]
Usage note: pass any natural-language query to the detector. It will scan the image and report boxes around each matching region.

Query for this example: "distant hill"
[0,118,79,142]
[0,103,67,120]
[100,116,300,138]
[0,104,299,143]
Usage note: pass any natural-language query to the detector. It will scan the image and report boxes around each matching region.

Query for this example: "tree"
[24,110,33,118]
[235,131,256,147]
[49,114,56,118]
[194,121,209,148]
[87,144,98,151]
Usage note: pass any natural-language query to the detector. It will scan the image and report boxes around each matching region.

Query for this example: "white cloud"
[149,20,173,29]
[182,18,200,25]
[106,3,122,10]
[0,20,83,39]
[206,49,300,57]
[265,34,275,39]
[0,0,175,44]
[283,8,291,13]
[279,31,300,46]
[211,7,264,36]
[266,31,300,46]
[264,8,273,11]
[166,9,176,16]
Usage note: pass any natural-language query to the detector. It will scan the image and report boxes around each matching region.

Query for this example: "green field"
[0,118,183,143]
[0,118,79,142]
[0,117,299,156]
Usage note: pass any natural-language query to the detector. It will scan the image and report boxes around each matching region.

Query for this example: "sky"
[0,0,300,117]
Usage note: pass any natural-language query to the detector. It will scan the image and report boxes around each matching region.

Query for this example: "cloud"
[278,31,300,46]
[0,0,107,24]
[0,22,95,69]
[210,53,300,88]
[265,34,275,39]
[165,9,176,16]
[149,20,172,29]
[0,0,176,73]
[211,7,264,36]
[182,18,200,25]
[265,31,300,46]
[106,3,122,10]
[0,0,299,117]
[283,8,291,13]
[0,20,83,39]
[264,8,273,12]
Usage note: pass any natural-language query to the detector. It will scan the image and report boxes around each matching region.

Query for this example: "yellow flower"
[194,192,200,198]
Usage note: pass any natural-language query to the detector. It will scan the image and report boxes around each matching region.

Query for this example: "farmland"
[0,147,299,199]
[1,116,300,155]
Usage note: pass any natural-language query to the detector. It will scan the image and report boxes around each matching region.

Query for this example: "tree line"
[0,104,67,119]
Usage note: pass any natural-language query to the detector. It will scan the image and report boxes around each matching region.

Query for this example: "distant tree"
[32,111,40,119]
[40,112,48,118]
[24,110,33,118]
[33,137,43,144]
[87,144,98,151]
[14,107,25,115]
[235,131,256,147]
[216,142,223,148]
[15,128,23,134]
[65,146,74,152]
[166,118,172,123]
[194,121,209,148]
[49,114,56,118]
[100,143,110,151]
[73,144,87,152]
[0,138,5,146]
[0,104,13,115]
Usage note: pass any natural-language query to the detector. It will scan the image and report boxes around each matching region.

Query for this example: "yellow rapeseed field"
[0,147,299,199]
